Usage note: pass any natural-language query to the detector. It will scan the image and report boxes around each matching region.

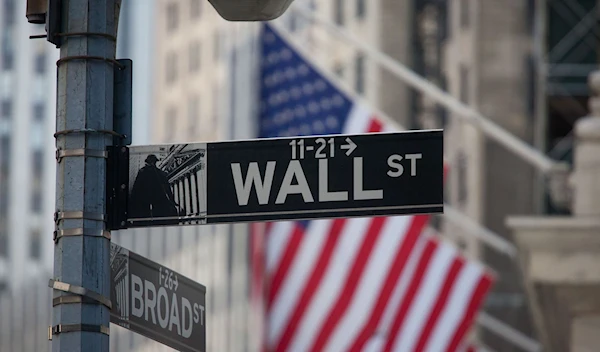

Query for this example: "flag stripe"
[267,224,304,307]
[367,118,384,133]
[343,103,373,134]
[266,221,294,273]
[445,274,494,352]
[390,240,459,352]
[347,215,429,351]
[274,219,347,351]
[287,217,373,352]
[309,217,387,351]
[383,240,439,352]
[414,257,466,351]
[425,261,487,351]
[321,216,414,351]
[268,220,333,345]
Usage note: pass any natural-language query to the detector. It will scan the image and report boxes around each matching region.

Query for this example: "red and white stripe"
[250,104,494,351]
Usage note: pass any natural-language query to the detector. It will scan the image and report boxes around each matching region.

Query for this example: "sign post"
[108,129,444,230]
[109,243,206,352]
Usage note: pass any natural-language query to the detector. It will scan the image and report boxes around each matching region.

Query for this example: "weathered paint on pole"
[53,0,121,350]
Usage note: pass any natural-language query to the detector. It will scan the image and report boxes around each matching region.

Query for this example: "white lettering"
[193,303,205,326]
[199,305,205,326]
[169,293,182,335]
[353,157,383,200]
[181,297,193,338]
[318,159,348,202]
[405,153,422,176]
[387,154,404,177]
[231,162,276,206]
[144,280,157,324]
[131,275,144,318]
[275,160,314,204]
[193,303,200,324]
[157,287,169,329]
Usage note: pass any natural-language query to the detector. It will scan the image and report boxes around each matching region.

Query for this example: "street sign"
[114,130,443,229]
[110,243,206,352]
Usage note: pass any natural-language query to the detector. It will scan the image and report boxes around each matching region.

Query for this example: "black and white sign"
[125,130,443,227]
[110,243,206,352]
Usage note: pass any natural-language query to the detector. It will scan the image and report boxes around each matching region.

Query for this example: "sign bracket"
[56,148,108,162]
[106,146,130,230]
[48,279,112,309]
[48,324,110,340]
[54,211,106,223]
[53,228,111,243]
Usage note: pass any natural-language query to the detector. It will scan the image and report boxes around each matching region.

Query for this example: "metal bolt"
[120,221,125,226]
[120,184,126,190]
[121,146,127,153]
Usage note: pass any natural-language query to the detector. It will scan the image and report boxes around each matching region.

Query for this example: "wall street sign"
[110,130,443,229]
[110,243,206,352]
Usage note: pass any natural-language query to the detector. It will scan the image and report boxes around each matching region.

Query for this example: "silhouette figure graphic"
[129,154,180,219]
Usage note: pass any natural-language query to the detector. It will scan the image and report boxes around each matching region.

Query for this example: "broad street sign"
[110,243,206,352]
[109,130,443,229]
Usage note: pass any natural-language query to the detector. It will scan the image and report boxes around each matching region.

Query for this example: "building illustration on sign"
[128,144,208,227]
[110,244,130,325]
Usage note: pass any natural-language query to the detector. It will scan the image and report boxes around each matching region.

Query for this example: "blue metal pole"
[52,0,121,351]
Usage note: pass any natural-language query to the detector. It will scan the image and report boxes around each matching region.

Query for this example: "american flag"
[251,23,494,352]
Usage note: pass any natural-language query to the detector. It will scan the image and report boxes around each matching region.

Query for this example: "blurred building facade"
[440,0,539,349]
[0,0,57,293]
[440,0,598,350]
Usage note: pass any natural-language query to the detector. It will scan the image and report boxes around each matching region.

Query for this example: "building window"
[166,2,179,32]
[0,135,9,174]
[31,189,42,213]
[189,41,201,73]
[214,31,221,61]
[0,230,6,257]
[335,0,344,25]
[456,151,467,206]
[354,53,365,95]
[165,107,177,141]
[29,229,42,260]
[289,14,298,32]
[1,42,13,71]
[333,64,345,78]
[166,52,177,84]
[34,51,46,75]
[190,0,202,19]
[356,0,365,19]
[460,0,470,29]
[3,0,14,26]
[212,88,219,128]
[459,64,469,103]
[32,149,44,177]
[0,181,7,213]
[456,237,467,250]
[1,99,11,118]
[188,96,199,138]
[33,102,45,121]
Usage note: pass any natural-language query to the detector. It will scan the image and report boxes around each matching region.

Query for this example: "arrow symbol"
[341,138,357,156]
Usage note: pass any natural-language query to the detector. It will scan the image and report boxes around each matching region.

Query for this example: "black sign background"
[206,130,443,223]
[110,243,206,352]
